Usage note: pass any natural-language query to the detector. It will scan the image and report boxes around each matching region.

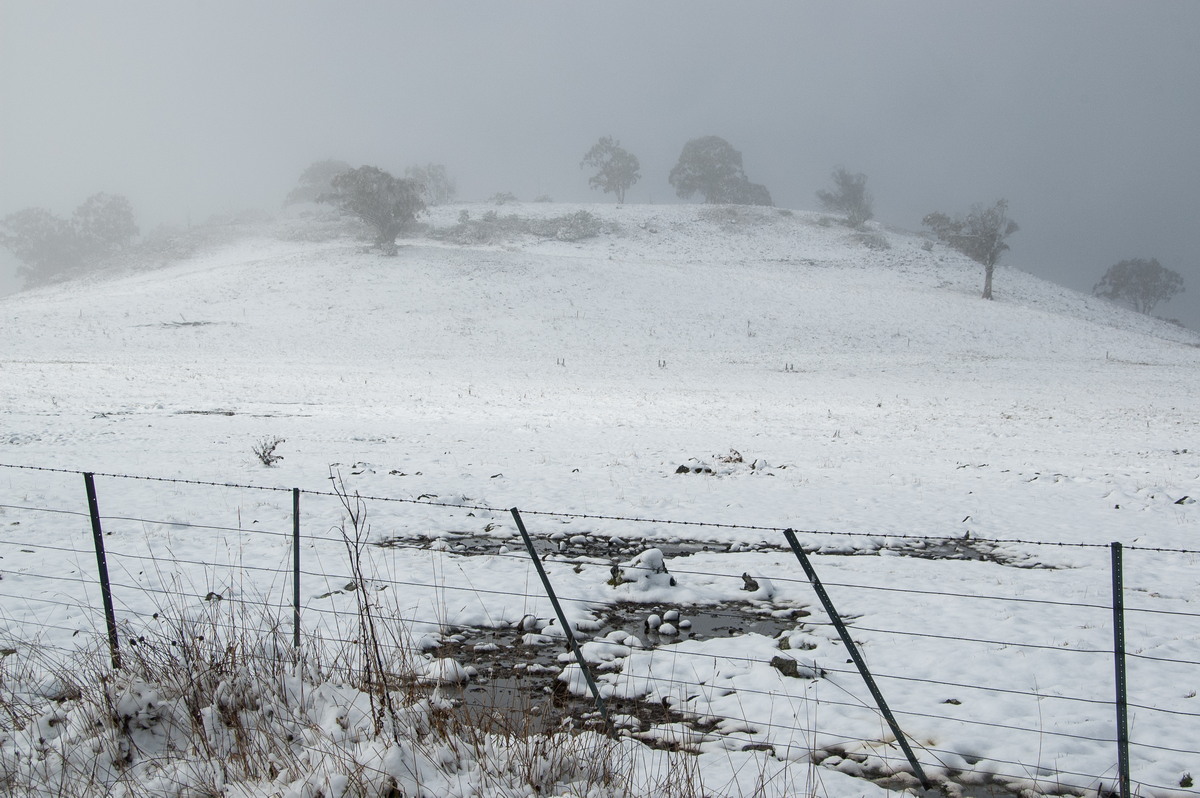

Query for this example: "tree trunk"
[982,263,994,300]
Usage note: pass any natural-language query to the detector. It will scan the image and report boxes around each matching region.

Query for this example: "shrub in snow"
[553,209,601,241]
[252,435,285,466]
[854,230,891,250]
[2,597,735,798]
[433,209,604,246]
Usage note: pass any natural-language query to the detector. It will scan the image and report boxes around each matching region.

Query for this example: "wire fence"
[0,462,1197,797]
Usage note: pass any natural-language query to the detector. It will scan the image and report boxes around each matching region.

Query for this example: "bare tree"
[319,166,425,255]
[816,167,873,228]
[923,199,1018,300]
[1093,258,1185,315]
[581,136,640,203]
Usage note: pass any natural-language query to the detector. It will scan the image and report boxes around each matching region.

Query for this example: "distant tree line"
[578,134,775,206]
[0,145,1169,319]
[5,144,1184,321]
[286,159,456,211]
[0,193,138,285]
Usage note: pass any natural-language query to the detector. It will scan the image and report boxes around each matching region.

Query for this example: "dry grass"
[0,482,740,798]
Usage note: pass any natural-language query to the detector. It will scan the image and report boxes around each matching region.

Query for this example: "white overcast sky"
[2,1,1198,327]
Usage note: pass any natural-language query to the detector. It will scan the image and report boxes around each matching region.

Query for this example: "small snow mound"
[418,657,471,685]
[613,548,677,590]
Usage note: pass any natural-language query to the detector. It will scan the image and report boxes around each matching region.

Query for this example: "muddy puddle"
[422,601,804,736]
[377,530,1039,567]
[422,604,1043,798]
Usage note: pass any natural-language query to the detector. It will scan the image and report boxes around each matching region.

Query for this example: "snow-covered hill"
[1,203,1198,797]
[3,203,1196,545]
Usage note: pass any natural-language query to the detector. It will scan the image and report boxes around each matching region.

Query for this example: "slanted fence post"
[510,507,610,727]
[782,528,928,788]
[1110,542,1131,798]
[83,473,122,669]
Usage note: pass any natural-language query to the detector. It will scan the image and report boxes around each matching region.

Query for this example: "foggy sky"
[3,1,1198,329]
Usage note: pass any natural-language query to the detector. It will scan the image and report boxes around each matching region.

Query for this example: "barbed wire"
[3,461,1198,554]
[8,505,1194,620]
[9,549,1198,726]
[5,458,1200,794]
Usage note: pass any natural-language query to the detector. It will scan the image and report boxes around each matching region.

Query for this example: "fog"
[2,1,1198,328]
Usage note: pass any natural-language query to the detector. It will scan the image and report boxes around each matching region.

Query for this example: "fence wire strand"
[3,459,1200,794]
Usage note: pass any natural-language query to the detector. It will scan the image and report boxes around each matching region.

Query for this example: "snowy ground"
[1,202,1198,797]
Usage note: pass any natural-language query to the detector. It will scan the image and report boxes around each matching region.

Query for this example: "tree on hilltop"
[1093,258,1184,316]
[816,167,873,228]
[1,193,138,285]
[319,166,425,255]
[923,199,1018,300]
[668,136,772,206]
[285,159,352,206]
[581,136,640,203]
[72,193,139,255]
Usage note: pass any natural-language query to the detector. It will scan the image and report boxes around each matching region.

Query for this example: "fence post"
[83,473,122,669]
[293,488,301,650]
[509,508,610,727]
[782,528,928,787]
[1110,542,1131,798]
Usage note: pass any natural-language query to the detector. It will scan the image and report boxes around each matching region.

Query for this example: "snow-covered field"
[1,202,1197,797]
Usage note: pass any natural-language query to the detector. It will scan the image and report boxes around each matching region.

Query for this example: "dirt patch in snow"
[376,530,1047,567]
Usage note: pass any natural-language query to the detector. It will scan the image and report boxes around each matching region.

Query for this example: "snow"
[1,202,1198,797]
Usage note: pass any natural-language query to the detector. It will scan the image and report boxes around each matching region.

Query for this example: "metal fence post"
[1110,542,1131,798]
[510,508,610,727]
[782,528,928,787]
[293,488,301,649]
[83,473,122,669]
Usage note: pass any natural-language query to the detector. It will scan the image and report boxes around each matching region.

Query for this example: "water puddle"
[422,607,1059,798]
[420,601,805,735]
